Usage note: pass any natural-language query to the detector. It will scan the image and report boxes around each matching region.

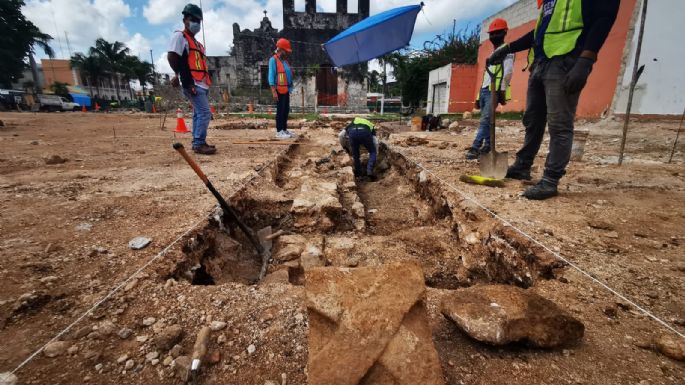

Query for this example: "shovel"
[173,143,272,280]
[479,66,509,179]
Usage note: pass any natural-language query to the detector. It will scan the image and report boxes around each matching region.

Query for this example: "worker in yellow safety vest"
[488,0,619,200]
[269,38,295,140]
[344,117,378,182]
[466,18,514,160]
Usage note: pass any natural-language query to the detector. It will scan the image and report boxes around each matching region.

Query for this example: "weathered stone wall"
[208,0,370,110]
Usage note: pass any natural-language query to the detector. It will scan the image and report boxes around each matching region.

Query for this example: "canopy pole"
[381,60,387,115]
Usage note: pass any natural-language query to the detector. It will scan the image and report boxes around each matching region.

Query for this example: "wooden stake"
[668,107,685,163]
[619,0,648,165]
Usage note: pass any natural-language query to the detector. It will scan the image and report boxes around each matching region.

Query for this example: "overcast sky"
[23,0,516,75]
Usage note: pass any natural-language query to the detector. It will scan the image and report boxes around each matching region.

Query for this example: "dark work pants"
[348,128,377,176]
[276,92,290,132]
[514,55,581,184]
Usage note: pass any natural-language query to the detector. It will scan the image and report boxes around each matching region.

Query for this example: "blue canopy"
[70,93,91,107]
[324,4,422,67]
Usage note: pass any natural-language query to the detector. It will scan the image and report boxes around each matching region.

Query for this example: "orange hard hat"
[276,38,292,53]
[488,18,508,33]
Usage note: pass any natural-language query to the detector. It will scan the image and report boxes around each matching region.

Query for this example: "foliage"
[50,82,70,97]
[0,0,54,88]
[379,26,481,107]
[367,70,381,93]
[71,38,154,101]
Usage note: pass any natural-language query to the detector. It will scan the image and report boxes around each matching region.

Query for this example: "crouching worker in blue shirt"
[342,117,378,182]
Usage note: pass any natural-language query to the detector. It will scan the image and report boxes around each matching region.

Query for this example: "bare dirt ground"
[0,111,683,385]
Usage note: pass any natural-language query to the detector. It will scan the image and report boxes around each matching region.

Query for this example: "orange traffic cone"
[175,108,189,133]
[81,105,87,113]
[95,103,101,112]
[152,104,157,113]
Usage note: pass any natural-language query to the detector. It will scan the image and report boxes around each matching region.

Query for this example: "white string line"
[8,143,296,375]
[391,145,685,339]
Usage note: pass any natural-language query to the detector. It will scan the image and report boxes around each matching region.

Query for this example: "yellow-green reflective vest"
[353,117,375,131]
[477,63,512,102]
[528,0,584,66]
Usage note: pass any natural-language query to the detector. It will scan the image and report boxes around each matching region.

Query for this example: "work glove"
[271,89,279,102]
[474,99,480,110]
[487,44,511,65]
[497,91,507,106]
[564,57,595,94]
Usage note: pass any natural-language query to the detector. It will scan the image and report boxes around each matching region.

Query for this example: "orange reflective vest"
[273,55,289,94]
[181,30,212,86]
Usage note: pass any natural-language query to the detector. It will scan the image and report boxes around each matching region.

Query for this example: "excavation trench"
[162,139,563,289]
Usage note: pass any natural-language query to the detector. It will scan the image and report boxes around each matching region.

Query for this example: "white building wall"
[613,0,685,115]
[481,0,537,43]
[426,64,452,115]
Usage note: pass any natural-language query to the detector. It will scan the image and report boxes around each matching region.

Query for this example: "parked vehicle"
[37,94,80,112]
[0,89,26,110]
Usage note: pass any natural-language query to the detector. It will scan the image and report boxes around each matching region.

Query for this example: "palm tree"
[120,56,154,99]
[90,38,130,101]
[28,31,54,95]
[367,70,381,93]
[71,53,105,98]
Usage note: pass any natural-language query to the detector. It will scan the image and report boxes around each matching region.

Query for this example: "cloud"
[23,0,131,56]
[126,33,153,58]
[370,0,518,35]
[143,0,188,25]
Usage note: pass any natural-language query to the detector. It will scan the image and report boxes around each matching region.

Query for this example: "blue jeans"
[348,128,377,175]
[182,87,211,148]
[471,88,492,151]
[276,92,290,132]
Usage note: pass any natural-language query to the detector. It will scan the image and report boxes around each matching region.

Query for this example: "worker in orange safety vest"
[269,38,295,140]
[167,3,216,155]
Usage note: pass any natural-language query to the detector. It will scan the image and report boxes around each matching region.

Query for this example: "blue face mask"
[188,21,201,34]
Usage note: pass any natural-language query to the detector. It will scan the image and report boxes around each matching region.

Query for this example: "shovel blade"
[257,226,273,254]
[479,151,509,179]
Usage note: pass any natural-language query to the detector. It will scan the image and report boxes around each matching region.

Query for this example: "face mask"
[489,35,505,47]
[188,21,201,34]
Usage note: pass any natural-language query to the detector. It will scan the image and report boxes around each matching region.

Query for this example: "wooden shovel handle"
[173,143,209,184]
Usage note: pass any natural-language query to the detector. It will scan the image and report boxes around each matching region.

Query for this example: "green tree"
[71,53,106,98]
[389,26,481,107]
[50,81,70,97]
[0,0,54,91]
[90,38,131,101]
[120,56,154,98]
[366,70,381,93]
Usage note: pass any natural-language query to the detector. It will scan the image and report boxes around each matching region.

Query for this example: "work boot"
[366,174,377,182]
[465,148,480,160]
[522,179,558,200]
[505,165,532,181]
[479,146,491,155]
[192,144,217,155]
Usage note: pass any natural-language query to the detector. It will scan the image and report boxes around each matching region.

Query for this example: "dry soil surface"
[0,112,683,385]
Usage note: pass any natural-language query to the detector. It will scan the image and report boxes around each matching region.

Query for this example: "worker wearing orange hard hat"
[466,18,514,160]
[269,38,295,139]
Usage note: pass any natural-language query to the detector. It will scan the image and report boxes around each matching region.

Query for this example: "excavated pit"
[161,136,564,290]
